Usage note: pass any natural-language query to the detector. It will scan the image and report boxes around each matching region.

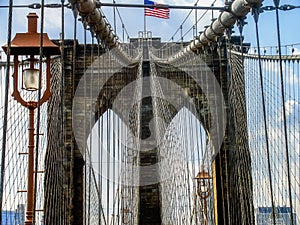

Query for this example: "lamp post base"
[24,210,34,225]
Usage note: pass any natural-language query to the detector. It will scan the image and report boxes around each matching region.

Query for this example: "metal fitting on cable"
[68,0,134,60]
[77,0,96,14]
[69,0,118,48]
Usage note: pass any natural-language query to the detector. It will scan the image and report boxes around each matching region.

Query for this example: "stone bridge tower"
[45,37,254,225]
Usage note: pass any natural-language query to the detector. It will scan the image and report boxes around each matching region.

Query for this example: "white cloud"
[285,100,299,116]
[44,9,62,30]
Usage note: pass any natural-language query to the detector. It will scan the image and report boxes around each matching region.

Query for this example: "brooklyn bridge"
[0,0,299,224]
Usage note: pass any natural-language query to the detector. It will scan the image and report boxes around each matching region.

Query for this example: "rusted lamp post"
[195,166,212,225]
[2,13,60,225]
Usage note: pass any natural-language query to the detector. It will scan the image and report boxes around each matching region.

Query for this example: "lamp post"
[195,165,212,225]
[2,13,60,225]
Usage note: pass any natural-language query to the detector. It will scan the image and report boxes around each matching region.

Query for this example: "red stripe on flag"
[145,6,170,19]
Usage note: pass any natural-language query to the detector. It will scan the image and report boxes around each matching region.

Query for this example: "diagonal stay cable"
[180,0,217,41]
[160,0,216,51]
[273,1,294,224]
[115,7,130,41]
[0,1,13,224]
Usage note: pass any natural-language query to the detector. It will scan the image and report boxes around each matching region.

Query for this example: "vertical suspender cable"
[0,1,13,224]
[60,0,65,151]
[99,43,105,223]
[60,2,66,222]
[33,1,45,224]
[70,7,78,224]
[88,31,94,225]
[273,1,294,224]
[97,39,105,225]
[225,27,232,225]
[106,49,110,224]
[122,24,125,43]
[237,17,254,222]
[112,75,116,225]
[186,102,192,223]
[180,25,183,47]
[83,25,87,225]
[195,2,199,35]
[97,38,101,225]
[116,110,120,225]
[253,8,276,225]
[188,61,195,223]
[113,0,117,35]
[97,42,107,225]
[217,40,227,224]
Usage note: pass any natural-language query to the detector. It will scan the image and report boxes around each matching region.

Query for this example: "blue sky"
[242,0,300,48]
[0,0,300,50]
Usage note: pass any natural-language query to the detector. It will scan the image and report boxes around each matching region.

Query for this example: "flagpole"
[144,7,146,38]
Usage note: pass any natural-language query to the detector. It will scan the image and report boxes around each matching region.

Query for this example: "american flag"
[144,0,170,19]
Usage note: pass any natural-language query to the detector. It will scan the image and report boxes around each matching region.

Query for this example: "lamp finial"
[27,13,38,33]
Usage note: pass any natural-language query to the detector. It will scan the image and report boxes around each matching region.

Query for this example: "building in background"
[255,206,297,225]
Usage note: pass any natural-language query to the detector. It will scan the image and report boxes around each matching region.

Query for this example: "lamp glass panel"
[200,181,208,193]
[23,68,39,91]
